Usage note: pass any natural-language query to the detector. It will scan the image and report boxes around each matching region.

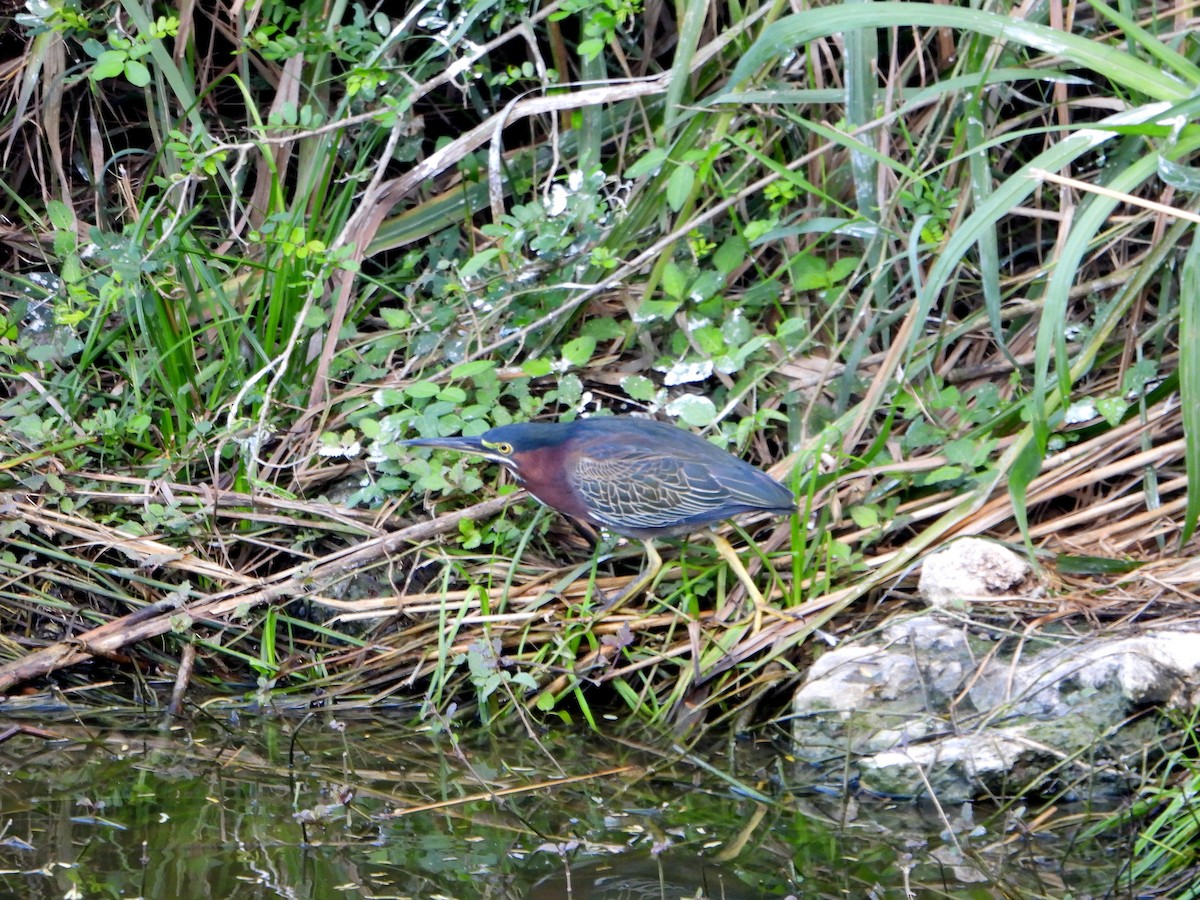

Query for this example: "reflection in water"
[0,712,1130,898]
[530,854,762,899]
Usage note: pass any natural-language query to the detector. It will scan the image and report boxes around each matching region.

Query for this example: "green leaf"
[944,437,988,468]
[47,200,74,230]
[418,470,450,492]
[560,335,596,368]
[380,308,412,329]
[921,465,964,485]
[1008,421,1047,547]
[827,256,861,284]
[693,325,725,356]
[372,389,405,407]
[665,394,716,426]
[92,50,127,80]
[451,359,495,380]
[620,375,658,401]
[666,163,696,212]
[850,506,879,529]
[404,381,441,399]
[743,219,777,242]
[1054,554,1142,576]
[1095,396,1128,427]
[124,59,151,87]
[459,248,500,279]
[578,37,604,60]
[721,311,751,345]
[791,252,830,290]
[1122,359,1158,396]
[661,261,687,300]
[582,318,624,340]
[689,270,723,302]
[633,299,680,323]
[555,373,583,406]
[626,147,669,179]
[713,236,749,275]
[303,305,329,328]
[510,672,539,692]
[523,358,552,377]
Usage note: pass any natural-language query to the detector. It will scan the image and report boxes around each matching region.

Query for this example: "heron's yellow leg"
[599,540,662,613]
[710,532,789,632]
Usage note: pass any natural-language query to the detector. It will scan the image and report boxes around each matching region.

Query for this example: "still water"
[0,708,1132,898]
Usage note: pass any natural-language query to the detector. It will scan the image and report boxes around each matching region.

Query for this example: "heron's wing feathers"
[573,454,731,533]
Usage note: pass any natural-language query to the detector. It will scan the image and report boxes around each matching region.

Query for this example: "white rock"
[918,537,1037,607]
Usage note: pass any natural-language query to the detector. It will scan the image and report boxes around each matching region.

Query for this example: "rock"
[791,612,1200,801]
[917,538,1039,608]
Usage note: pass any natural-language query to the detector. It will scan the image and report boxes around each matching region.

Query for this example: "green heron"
[402,416,794,617]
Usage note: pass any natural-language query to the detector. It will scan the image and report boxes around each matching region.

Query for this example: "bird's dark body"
[402,416,793,539]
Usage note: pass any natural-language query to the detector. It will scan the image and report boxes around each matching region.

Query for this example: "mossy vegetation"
[1,0,1199,890]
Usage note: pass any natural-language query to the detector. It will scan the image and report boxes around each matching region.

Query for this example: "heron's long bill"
[398,436,511,466]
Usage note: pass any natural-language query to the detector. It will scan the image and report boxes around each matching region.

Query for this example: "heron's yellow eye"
[483,439,514,455]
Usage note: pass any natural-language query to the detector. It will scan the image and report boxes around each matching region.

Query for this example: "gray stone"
[791,611,1200,801]
[917,538,1040,608]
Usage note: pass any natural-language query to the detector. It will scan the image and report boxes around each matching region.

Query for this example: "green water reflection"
[0,712,1132,898]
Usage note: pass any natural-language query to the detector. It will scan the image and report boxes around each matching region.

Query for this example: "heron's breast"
[513,446,595,524]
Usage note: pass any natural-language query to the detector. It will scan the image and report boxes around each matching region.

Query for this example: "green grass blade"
[843,0,878,223]
[1087,0,1200,83]
[1180,233,1200,546]
[663,0,708,137]
[726,4,1193,101]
